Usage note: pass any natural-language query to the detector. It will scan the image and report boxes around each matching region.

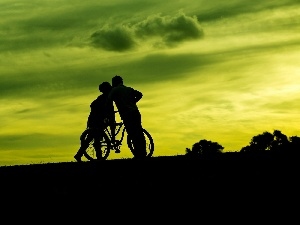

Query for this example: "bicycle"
[80,112,154,161]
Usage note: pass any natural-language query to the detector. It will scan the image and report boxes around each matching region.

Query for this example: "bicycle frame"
[104,122,126,151]
[83,112,154,160]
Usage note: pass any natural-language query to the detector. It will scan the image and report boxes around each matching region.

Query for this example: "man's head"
[99,81,112,93]
[112,75,123,87]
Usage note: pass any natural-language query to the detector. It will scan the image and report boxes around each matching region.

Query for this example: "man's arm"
[133,89,143,103]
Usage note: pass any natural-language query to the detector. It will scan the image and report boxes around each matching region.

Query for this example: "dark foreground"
[0,152,298,196]
[0,152,298,220]
[1,152,297,222]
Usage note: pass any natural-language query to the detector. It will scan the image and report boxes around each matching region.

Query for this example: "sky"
[1,0,300,166]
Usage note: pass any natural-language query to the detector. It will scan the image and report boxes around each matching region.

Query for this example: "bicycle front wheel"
[127,128,154,157]
[81,129,112,161]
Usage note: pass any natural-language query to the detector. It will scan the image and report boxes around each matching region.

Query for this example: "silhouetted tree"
[186,139,224,157]
[185,148,191,153]
[288,136,300,154]
[240,145,255,153]
[250,131,274,151]
[271,130,289,153]
[241,131,273,152]
[240,130,300,155]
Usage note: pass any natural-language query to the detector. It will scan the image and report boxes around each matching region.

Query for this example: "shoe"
[74,154,82,162]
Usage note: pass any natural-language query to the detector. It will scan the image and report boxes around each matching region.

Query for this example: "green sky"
[1,0,300,166]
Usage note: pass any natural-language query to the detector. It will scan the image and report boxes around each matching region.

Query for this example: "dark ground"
[0,152,298,220]
[0,152,298,194]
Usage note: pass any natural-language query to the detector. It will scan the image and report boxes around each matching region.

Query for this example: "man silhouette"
[74,81,115,162]
[107,75,147,159]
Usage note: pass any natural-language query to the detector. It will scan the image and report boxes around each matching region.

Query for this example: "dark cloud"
[134,13,204,44]
[0,3,126,52]
[91,25,136,52]
[90,13,204,51]
[1,0,297,53]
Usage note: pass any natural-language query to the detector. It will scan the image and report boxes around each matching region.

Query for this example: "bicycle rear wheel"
[81,129,111,161]
[127,128,154,157]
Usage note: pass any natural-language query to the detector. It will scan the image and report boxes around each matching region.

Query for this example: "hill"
[0,152,297,198]
[1,152,298,221]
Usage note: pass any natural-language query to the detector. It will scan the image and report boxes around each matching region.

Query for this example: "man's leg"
[136,127,147,158]
[133,111,147,159]
[124,111,147,159]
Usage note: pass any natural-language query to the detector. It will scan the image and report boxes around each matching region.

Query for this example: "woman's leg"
[74,132,93,161]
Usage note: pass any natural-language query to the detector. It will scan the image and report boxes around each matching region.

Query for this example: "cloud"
[91,25,136,52]
[134,13,204,44]
[90,12,204,51]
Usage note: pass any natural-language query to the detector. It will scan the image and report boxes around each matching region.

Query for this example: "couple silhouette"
[74,75,147,162]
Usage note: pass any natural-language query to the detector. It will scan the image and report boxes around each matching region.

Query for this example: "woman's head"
[99,81,112,93]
